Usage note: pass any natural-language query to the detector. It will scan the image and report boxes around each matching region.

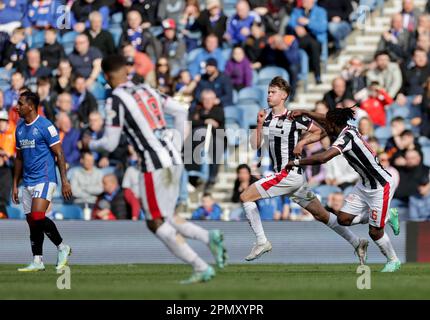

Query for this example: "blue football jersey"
[15,115,60,186]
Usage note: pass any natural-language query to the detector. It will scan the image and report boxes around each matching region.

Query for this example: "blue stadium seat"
[186,48,204,66]
[374,126,392,147]
[54,205,83,220]
[237,86,263,105]
[419,136,430,147]
[236,103,261,128]
[298,49,309,91]
[224,105,242,126]
[60,31,78,55]
[108,26,122,48]
[252,69,258,86]
[423,146,430,167]
[257,66,289,85]
[111,12,123,25]
[6,206,25,220]
[256,84,269,107]
[90,82,107,100]
[31,30,45,49]
[391,106,410,119]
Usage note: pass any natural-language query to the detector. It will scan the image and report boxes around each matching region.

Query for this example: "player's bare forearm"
[51,144,69,184]
[13,151,23,187]
[286,147,340,170]
[302,111,328,128]
[250,124,263,150]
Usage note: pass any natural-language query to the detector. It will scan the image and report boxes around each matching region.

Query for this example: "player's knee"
[146,218,164,233]
[337,214,351,226]
[30,211,46,221]
[368,226,383,240]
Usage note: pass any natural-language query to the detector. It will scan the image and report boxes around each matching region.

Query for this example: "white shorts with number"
[22,182,57,214]
[255,168,316,208]
[139,165,182,220]
[341,181,395,228]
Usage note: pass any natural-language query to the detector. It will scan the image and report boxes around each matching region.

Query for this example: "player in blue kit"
[12,91,73,272]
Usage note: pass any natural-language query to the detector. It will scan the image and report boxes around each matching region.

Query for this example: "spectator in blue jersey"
[18,49,52,93]
[40,28,65,70]
[71,0,109,33]
[191,193,223,220]
[25,0,63,30]
[56,112,81,167]
[68,34,103,89]
[3,71,25,110]
[0,0,29,35]
[287,0,328,84]
[1,27,27,70]
[188,33,225,77]
[193,58,233,108]
[226,0,261,45]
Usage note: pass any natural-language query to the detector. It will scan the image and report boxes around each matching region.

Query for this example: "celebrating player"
[12,91,72,272]
[240,77,368,263]
[286,107,401,272]
[82,55,227,284]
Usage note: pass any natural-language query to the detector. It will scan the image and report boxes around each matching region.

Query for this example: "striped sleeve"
[332,131,353,154]
[295,115,313,131]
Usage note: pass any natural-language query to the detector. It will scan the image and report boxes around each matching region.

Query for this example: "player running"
[82,55,227,284]
[12,91,72,272]
[240,77,368,263]
[286,107,401,272]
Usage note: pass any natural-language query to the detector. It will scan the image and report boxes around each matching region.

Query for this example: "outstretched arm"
[290,109,328,129]
[51,143,73,201]
[285,147,341,170]
[293,122,327,157]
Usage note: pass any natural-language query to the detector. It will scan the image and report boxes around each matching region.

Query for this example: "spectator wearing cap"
[287,0,328,84]
[189,33,225,77]
[154,18,187,73]
[197,0,228,45]
[18,48,52,93]
[157,0,186,24]
[122,42,155,86]
[85,11,116,58]
[318,0,353,53]
[226,0,261,45]
[377,13,413,63]
[0,0,29,35]
[68,34,103,89]
[224,46,253,91]
[194,58,233,107]
[70,0,109,33]
[367,50,403,98]
[39,28,65,70]
[0,109,15,158]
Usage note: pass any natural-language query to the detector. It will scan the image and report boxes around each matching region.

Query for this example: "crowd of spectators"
[0,0,429,221]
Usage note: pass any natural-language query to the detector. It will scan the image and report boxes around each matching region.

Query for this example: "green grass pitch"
[0,264,429,299]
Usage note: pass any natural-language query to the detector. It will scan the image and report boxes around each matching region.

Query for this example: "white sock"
[243,202,267,245]
[351,214,368,225]
[156,222,208,272]
[58,243,66,250]
[167,218,209,245]
[34,255,43,264]
[327,212,360,248]
[374,233,398,262]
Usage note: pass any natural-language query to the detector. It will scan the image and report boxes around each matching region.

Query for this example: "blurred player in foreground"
[83,55,227,284]
[13,91,72,272]
[286,107,401,272]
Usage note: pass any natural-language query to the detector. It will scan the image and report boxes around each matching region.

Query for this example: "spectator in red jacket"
[92,174,141,220]
[360,81,394,127]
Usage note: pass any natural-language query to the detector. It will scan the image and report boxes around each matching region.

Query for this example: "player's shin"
[42,217,63,247]
[243,202,267,245]
[373,231,399,262]
[167,216,209,244]
[156,222,208,272]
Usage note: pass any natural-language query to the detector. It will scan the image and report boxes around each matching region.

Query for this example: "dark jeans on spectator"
[297,33,321,80]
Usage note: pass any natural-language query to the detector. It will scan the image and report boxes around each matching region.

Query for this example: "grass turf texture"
[0,263,429,299]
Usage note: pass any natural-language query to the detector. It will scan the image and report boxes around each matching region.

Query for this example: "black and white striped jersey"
[331,126,392,189]
[262,110,314,173]
[93,81,186,173]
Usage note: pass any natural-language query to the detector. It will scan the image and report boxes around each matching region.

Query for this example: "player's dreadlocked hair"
[326,107,356,128]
